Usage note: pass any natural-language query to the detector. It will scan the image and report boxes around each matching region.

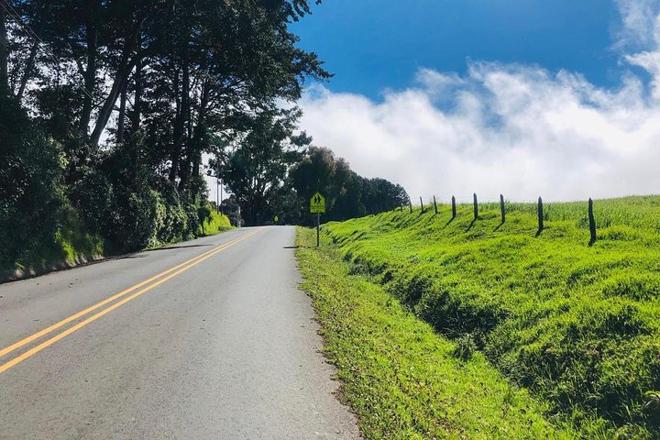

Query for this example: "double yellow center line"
[0,230,260,375]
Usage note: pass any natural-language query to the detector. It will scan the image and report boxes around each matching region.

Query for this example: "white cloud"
[298,2,660,202]
[615,0,660,49]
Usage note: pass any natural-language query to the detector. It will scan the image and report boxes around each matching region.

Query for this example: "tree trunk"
[78,0,98,137]
[176,41,191,190]
[190,82,210,189]
[170,67,183,183]
[89,18,143,147]
[16,41,38,102]
[130,44,142,133]
[116,79,127,144]
[89,51,136,147]
[0,4,9,98]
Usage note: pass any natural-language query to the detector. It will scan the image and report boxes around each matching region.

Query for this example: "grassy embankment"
[297,196,659,439]
[3,209,232,281]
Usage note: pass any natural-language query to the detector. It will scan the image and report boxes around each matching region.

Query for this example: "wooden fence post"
[433,195,438,215]
[537,197,544,233]
[588,198,597,245]
[451,196,456,219]
[409,198,413,213]
[500,194,505,223]
[473,193,478,220]
[420,196,425,213]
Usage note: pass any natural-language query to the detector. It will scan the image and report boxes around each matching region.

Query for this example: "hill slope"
[321,196,660,438]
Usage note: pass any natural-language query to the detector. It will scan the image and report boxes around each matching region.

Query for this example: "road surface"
[0,226,360,439]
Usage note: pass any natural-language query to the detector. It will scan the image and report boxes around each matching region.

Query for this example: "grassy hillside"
[320,196,660,439]
[297,228,576,439]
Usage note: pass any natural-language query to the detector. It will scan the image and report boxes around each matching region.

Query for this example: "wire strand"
[0,0,97,103]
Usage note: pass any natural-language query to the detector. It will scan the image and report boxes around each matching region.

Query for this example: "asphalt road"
[0,226,360,439]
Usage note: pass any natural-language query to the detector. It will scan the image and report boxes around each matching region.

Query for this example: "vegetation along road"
[298,196,659,439]
[0,227,360,439]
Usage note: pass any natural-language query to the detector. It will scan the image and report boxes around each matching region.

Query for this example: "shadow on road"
[146,244,212,252]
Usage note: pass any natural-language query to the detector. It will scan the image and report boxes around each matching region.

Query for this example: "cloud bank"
[299,1,660,202]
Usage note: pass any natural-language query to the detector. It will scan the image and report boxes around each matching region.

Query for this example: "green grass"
[317,196,660,439]
[296,227,577,439]
[9,206,104,277]
[197,210,232,236]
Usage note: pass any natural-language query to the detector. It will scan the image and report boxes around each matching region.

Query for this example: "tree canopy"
[0,0,407,269]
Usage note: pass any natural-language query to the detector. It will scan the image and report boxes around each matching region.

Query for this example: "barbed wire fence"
[402,193,599,245]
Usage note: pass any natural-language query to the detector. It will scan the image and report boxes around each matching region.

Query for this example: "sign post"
[309,192,326,247]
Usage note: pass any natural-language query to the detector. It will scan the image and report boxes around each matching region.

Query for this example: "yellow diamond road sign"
[310,192,326,214]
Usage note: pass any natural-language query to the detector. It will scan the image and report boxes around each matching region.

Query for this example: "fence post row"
[588,198,597,245]
[409,193,597,245]
[500,194,505,223]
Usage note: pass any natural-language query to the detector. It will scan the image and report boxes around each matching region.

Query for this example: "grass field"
[311,195,659,439]
[297,228,576,439]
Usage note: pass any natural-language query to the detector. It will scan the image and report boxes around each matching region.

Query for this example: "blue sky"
[293,0,623,100]
[287,0,660,202]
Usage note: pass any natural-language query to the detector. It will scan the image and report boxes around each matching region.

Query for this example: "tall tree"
[216,108,309,226]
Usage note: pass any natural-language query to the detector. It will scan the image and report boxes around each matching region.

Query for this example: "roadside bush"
[197,209,232,236]
[158,201,188,244]
[0,97,69,272]
[105,187,161,252]
[71,168,114,235]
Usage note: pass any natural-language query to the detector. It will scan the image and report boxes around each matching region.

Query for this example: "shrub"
[0,96,69,271]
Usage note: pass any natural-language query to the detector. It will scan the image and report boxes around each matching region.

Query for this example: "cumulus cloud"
[298,2,660,202]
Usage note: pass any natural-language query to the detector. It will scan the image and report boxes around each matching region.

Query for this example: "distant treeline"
[286,147,409,225]
[216,145,409,226]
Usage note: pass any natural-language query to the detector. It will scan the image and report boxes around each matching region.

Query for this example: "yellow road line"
[0,230,259,374]
[0,232,252,361]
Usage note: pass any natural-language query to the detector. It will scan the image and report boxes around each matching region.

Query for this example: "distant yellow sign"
[310,192,326,214]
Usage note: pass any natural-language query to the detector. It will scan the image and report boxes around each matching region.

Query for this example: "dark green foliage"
[289,146,408,225]
[217,141,409,226]
[216,108,306,226]
[70,149,213,253]
[2,0,324,270]
[0,96,85,272]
